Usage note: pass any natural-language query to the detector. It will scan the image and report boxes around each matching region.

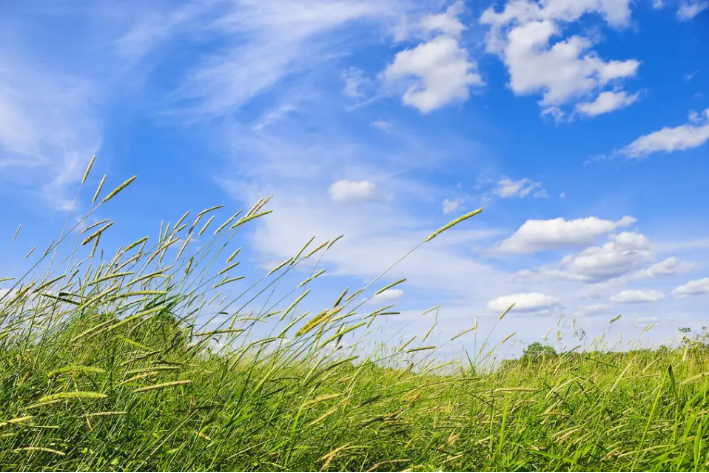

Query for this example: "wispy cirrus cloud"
[493,178,547,199]
[341,67,370,99]
[442,198,463,215]
[0,55,102,210]
[169,0,407,117]
[677,1,709,21]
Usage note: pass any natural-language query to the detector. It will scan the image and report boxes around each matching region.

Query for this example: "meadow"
[1,159,708,472]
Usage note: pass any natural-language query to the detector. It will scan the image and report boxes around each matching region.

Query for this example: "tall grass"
[1,161,708,471]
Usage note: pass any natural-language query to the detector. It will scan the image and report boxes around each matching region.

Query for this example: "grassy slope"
[1,170,709,471]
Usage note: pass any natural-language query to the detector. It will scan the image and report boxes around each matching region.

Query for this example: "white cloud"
[384,37,482,113]
[611,289,665,303]
[367,288,404,304]
[518,232,655,283]
[621,109,709,158]
[222,181,510,311]
[520,233,695,284]
[212,102,518,347]
[481,0,633,29]
[488,292,561,313]
[171,0,403,116]
[677,1,709,20]
[493,178,545,198]
[576,90,639,117]
[329,179,376,203]
[0,57,102,210]
[342,67,368,99]
[653,0,664,8]
[632,257,696,280]
[252,104,296,131]
[673,277,709,298]
[383,2,483,113]
[498,216,636,254]
[686,71,700,83]
[480,0,639,117]
[113,3,208,70]
[371,120,393,133]
[546,232,653,282]
[420,0,466,37]
[442,198,463,215]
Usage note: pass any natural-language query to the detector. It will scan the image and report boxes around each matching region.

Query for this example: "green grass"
[1,164,709,471]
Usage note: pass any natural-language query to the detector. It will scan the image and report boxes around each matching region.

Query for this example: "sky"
[1,0,708,357]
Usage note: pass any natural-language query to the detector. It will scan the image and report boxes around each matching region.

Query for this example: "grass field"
[2,163,709,472]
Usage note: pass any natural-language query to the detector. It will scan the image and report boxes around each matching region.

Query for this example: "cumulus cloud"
[677,1,708,20]
[329,180,376,203]
[493,178,547,198]
[498,216,636,254]
[488,292,561,312]
[576,90,640,117]
[519,234,695,284]
[621,109,709,158]
[383,2,483,113]
[519,232,654,283]
[542,232,653,283]
[561,232,653,282]
[420,1,467,37]
[442,198,463,215]
[367,288,404,304]
[672,277,709,298]
[480,0,639,117]
[631,257,696,280]
[611,289,665,303]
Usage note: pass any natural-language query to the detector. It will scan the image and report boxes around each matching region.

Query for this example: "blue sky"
[1,0,709,355]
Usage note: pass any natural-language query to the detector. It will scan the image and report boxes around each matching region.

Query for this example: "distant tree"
[679,326,709,350]
[521,342,557,363]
